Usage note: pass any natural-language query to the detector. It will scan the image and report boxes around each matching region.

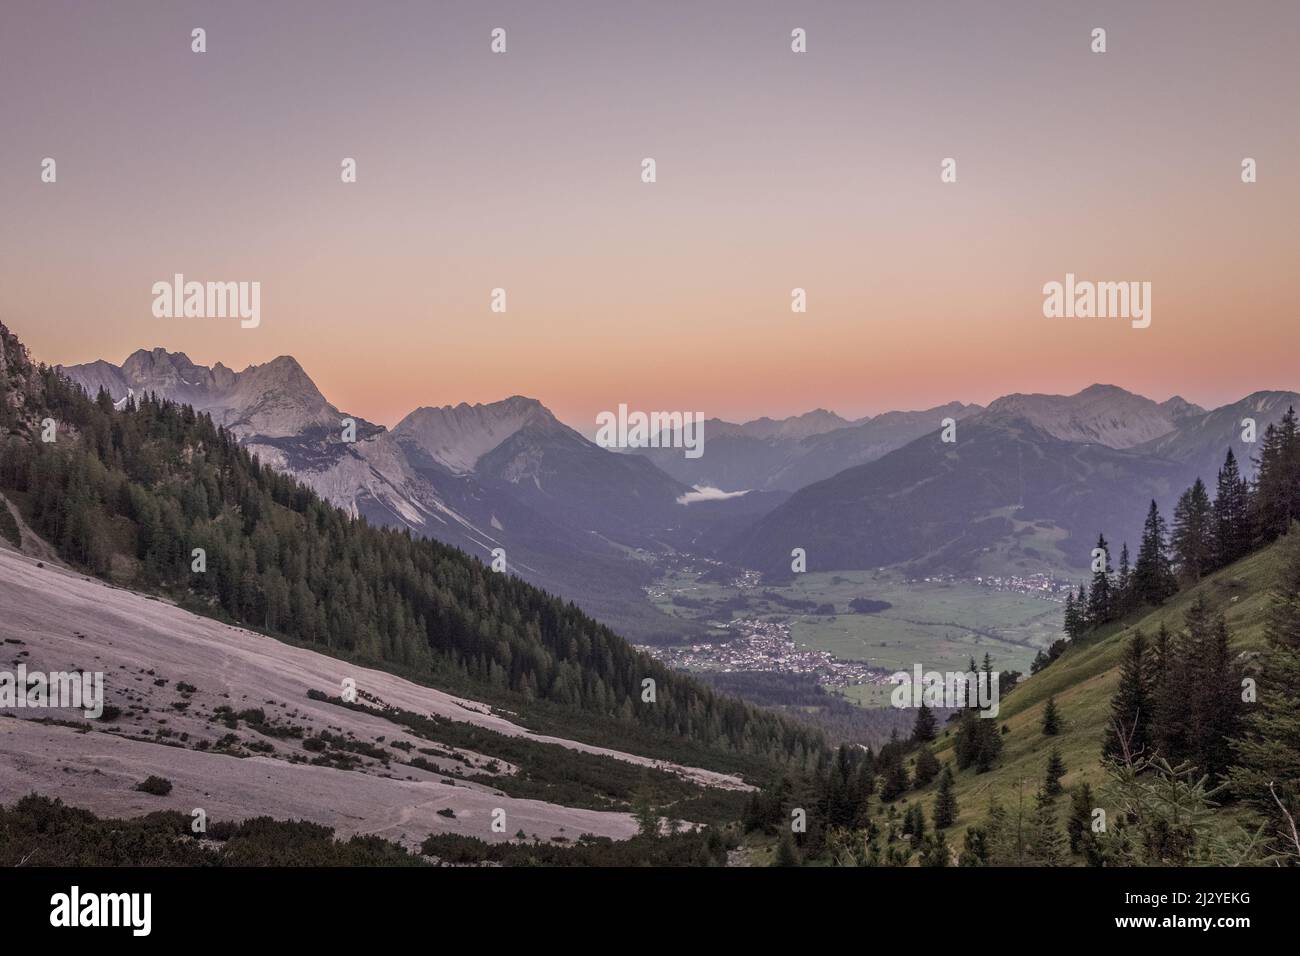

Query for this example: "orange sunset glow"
[2,0,1297,429]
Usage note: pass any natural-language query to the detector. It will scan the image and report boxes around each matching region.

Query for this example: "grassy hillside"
[914,542,1278,836]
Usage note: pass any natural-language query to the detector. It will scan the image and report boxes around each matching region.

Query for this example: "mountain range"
[722,385,1298,581]
[58,350,697,640]
[58,349,1299,600]
[630,402,982,492]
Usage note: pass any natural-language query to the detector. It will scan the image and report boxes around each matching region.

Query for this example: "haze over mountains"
[59,349,1299,607]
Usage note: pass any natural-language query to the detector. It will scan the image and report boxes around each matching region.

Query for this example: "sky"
[2,0,1298,430]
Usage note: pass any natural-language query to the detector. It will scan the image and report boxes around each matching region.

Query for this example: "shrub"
[135,775,173,796]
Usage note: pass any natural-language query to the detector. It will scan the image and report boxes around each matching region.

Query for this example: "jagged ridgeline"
[0,323,826,774]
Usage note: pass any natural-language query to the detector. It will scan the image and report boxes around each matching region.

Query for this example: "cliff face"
[0,321,41,426]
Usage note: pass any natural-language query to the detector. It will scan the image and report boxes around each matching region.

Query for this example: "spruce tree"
[933,766,958,829]
[1231,523,1300,857]
[1253,409,1299,543]
[1133,500,1176,606]
[879,756,910,802]
[913,745,940,787]
[908,802,927,844]
[1102,629,1154,762]
[959,824,990,866]
[1042,695,1061,736]
[920,829,950,867]
[911,702,937,743]
[1213,448,1251,567]
[1116,542,1133,617]
[1043,748,1067,797]
[1087,534,1113,624]
[1031,790,1069,866]
[774,831,801,867]
[1066,782,1096,856]
[1063,591,1081,641]
[632,786,660,838]
[1153,618,1194,767]
[1192,608,1241,784]
[1172,478,1214,582]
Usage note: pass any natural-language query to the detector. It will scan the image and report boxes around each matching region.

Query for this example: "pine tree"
[913,745,940,787]
[1213,448,1251,567]
[632,786,660,838]
[1087,534,1113,624]
[1102,630,1154,762]
[879,756,910,802]
[1188,601,1242,784]
[1044,748,1067,797]
[905,801,927,844]
[774,831,801,867]
[911,702,937,743]
[1231,523,1300,859]
[959,824,990,866]
[1115,542,1133,617]
[1151,621,1192,766]
[1132,500,1176,606]
[1066,782,1096,856]
[1042,695,1061,736]
[1031,790,1069,866]
[1253,409,1300,543]
[954,708,1003,774]
[1171,478,1214,583]
[1063,591,1081,641]
[933,766,958,829]
[920,829,950,867]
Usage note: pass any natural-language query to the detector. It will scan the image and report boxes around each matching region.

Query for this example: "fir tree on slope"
[1152,597,1243,784]
[1214,448,1252,567]
[933,766,958,830]
[1063,591,1082,642]
[1253,408,1300,543]
[1172,477,1215,583]
[1102,630,1154,763]
[911,702,937,743]
[1066,782,1100,860]
[1087,534,1114,625]
[1132,500,1177,607]
[1231,523,1300,862]
[1031,790,1069,866]
[1115,542,1134,617]
[913,746,940,787]
[1043,748,1067,797]
[1041,695,1061,736]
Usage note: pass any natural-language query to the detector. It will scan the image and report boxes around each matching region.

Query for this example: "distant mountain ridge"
[633,402,982,492]
[721,384,1298,581]
[974,384,1198,449]
[60,348,351,437]
[57,350,695,640]
[58,351,1300,599]
[393,397,559,474]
